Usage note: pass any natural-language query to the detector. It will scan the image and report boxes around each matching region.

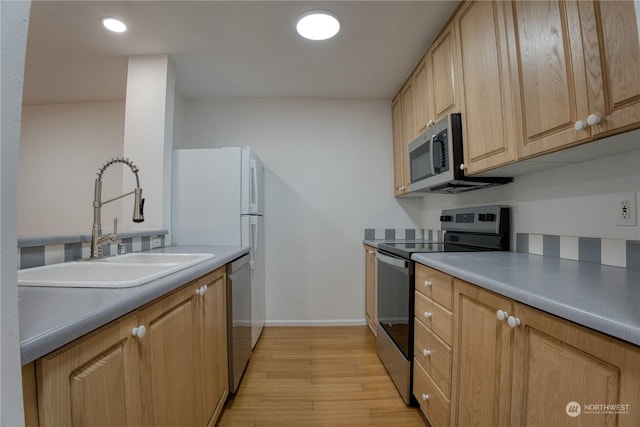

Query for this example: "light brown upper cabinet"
[454,1,520,174]
[579,1,640,136]
[413,58,433,136]
[391,0,640,186]
[391,96,408,196]
[513,1,640,159]
[401,80,417,147]
[392,19,461,196]
[414,21,460,134]
[512,0,592,158]
[391,82,416,196]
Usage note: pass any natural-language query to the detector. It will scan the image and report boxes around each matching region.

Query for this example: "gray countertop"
[412,252,640,347]
[363,239,431,248]
[19,245,250,365]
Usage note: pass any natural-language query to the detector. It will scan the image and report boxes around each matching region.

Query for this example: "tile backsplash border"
[517,233,637,270]
[18,230,169,269]
[363,228,443,242]
[363,229,638,270]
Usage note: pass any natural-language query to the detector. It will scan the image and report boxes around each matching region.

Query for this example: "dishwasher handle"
[227,253,251,274]
[376,251,409,269]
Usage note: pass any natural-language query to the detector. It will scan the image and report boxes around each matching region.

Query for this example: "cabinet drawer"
[415,291,453,346]
[414,317,452,398]
[413,360,450,427]
[415,264,453,310]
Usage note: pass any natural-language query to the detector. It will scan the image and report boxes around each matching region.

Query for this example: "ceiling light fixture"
[296,10,340,41]
[101,17,127,33]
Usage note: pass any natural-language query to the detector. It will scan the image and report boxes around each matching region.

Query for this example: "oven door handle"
[376,252,409,270]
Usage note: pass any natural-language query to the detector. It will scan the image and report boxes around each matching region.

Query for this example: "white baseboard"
[264,319,367,327]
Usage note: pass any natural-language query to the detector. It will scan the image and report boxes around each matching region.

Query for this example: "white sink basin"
[100,253,214,265]
[18,253,215,288]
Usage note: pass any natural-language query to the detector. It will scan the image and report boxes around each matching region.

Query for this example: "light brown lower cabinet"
[450,279,514,427]
[451,278,640,427]
[413,264,454,426]
[198,270,229,427]
[27,267,228,427]
[364,245,377,336]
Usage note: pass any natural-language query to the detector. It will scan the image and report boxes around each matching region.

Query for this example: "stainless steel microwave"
[407,113,512,194]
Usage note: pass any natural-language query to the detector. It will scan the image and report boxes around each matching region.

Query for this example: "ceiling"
[23,1,460,105]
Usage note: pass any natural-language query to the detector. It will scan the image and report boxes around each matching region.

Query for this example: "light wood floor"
[217,326,427,427]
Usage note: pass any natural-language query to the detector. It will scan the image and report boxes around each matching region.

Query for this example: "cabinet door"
[364,245,377,336]
[511,303,640,427]
[431,22,459,121]
[451,279,514,427]
[414,57,435,134]
[391,97,408,195]
[513,0,592,158]
[401,80,417,145]
[198,269,229,427]
[400,81,416,193]
[138,283,199,427]
[455,1,519,173]
[580,1,640,136]
[415,22,459,136]
[36,314,142,427]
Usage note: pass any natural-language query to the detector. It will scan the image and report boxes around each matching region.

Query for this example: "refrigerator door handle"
[249,216,257,269]
[250,159,258,214]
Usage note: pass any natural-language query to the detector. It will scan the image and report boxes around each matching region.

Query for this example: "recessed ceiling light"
[296,10,340,41]
[101,17,127,33]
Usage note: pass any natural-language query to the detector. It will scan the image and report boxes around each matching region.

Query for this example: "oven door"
[376,250,413,359]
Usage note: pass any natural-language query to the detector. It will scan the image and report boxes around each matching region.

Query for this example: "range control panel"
[440,205,510,234]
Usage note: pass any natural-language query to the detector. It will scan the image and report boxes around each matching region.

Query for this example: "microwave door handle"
[429,136,436,175]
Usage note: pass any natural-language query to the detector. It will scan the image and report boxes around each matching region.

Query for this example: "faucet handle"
[113,217,118,234]
[133,188,144,223]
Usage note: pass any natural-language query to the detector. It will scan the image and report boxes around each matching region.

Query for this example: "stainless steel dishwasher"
[227,253,252,393]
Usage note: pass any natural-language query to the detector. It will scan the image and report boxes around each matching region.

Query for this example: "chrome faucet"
[91,157,144,258]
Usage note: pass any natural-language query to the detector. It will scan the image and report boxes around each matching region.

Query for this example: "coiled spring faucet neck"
[91,157,144,259]
[97,157,141,187]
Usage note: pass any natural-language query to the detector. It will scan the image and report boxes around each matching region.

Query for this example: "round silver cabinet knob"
[586,114,601,126]
[507,316,522,328]
[574,120,586,131]
[131,325,147,338]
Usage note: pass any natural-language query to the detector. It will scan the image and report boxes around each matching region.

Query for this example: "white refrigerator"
[172,147,265,349]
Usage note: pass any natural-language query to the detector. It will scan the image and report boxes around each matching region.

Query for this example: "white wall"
[122,55,175,231]
[19,56,177,236]
[177,98,422,324]
[419,145,640,244]
[19,102,125,235]
[2,1,30,425]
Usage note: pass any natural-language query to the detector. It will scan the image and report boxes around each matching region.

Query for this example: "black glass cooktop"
[377,241,481,258]
[378,232,508,259]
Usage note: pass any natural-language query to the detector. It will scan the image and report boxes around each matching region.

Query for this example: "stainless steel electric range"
[375,205,510,405]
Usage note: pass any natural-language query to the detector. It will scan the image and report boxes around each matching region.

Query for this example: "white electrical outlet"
[616,193,637,226]
[151,237,162,249]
